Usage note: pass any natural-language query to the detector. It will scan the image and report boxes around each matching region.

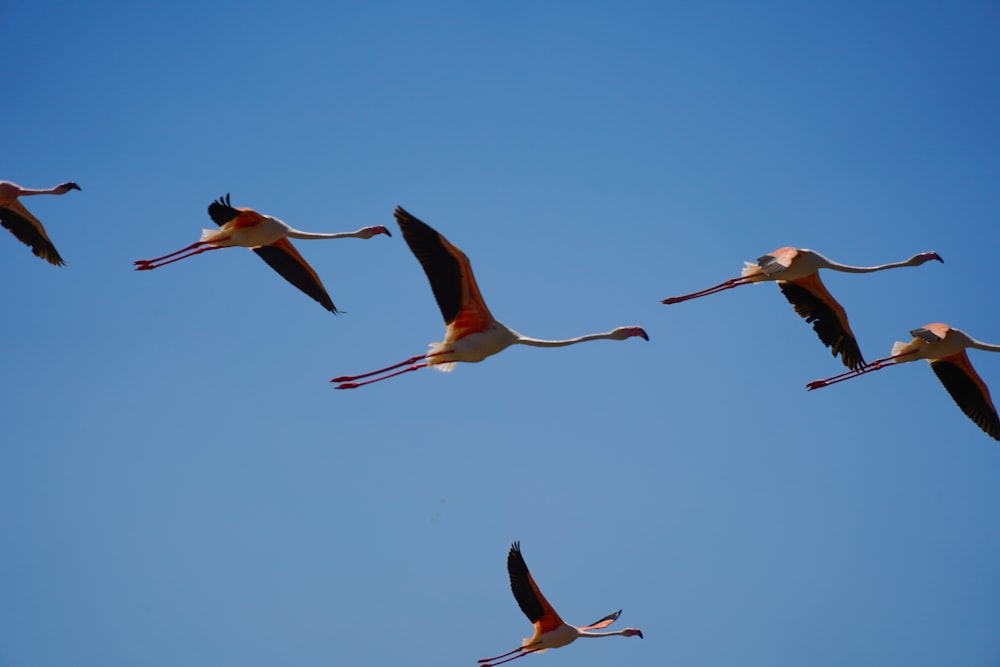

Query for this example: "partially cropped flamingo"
[807,323,1000,441]
[1,180,81,266]
[478,542,643,667]
[661,247,943,370]
[135,194,391,313]
[332,207,648,389]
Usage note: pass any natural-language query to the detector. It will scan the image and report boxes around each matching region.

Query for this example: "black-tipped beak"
[638,329,650,341]
[637,630,644,639]
[64,182,81,191]
[931,252,943,263]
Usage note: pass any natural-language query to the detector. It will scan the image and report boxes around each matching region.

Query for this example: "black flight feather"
[395,206,464,325]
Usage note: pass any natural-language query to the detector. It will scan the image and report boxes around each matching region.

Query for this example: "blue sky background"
[3,2,1000,666]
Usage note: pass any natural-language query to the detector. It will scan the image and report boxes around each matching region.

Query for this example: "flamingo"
[478,542,643,667]
[135,194,391,313]
[332,207,648,389]
[661,247,943,370]
[0,180,81,266]
[806,323,1000,441]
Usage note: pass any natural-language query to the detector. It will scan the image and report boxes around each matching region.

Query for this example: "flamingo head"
[57,182,81,193]
[913,251,943,265]
[362,225,392,238]
[613,326,649,341]
[624,628,643,638]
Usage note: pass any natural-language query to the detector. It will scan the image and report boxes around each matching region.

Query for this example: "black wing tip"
[931,359,1000,441]
[394,205,422,226]
[507,541,529,572]
[207,194,239,225]
[209,193,233,209]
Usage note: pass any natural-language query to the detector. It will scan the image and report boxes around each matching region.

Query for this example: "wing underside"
[778,274,864,370]
[395,206,494,332]
[931,353,1000,441]
[1,201,64,266]
[253,240,337,313]
[507,542,563,635]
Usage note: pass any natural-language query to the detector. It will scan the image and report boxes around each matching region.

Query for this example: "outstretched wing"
[254,239,337,313]
[930,352,1000,441]
[207,194,336,313]
[1,201,65,266]
[507,542,564,635]
[395,206,494,334]
[577,609,622,632]
[778,273,864,371]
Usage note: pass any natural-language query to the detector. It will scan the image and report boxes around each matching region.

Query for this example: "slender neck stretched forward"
[19,187,65,196]
[817,252,942,273]
[3,182,80,198]
[516,330,645,347]
[577,628,639,638]
[968,339,1000,353]
[284,226,387,240]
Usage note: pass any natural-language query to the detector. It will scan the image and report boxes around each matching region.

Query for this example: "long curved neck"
[285,227,369,240]
[969,339,1000,353]
[17,186,65,197]
[578,629,633,638]
[823,255,926,274]
[516,332,620,348]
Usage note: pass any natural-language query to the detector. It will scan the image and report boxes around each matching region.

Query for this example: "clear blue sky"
[3,1,1000,666]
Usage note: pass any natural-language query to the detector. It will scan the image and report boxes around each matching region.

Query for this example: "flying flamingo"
[332,207,648,389]
[135,194,391,313]
[661,247,943,370]
[0,180,81,266]
[807,323,1000,441]
[478,542,643,667]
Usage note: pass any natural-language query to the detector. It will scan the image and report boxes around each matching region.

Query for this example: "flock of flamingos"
[2,177,997,662]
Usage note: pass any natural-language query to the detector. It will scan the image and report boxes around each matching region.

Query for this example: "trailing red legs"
[134,240,230,269]
[806,351,918,389]
[661,277,749,303]
[332,352,450,389]
[478,647,543,667]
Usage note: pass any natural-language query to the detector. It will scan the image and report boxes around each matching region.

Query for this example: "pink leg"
[134,244,226,270]
[806,351,918,390]
[135,240,217,264]
[661,277,749,304]
[480,648,542,667]
[331,350,451,384]
[478,647,526,663]
[334,363,429,389]
[331,355,430,383]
